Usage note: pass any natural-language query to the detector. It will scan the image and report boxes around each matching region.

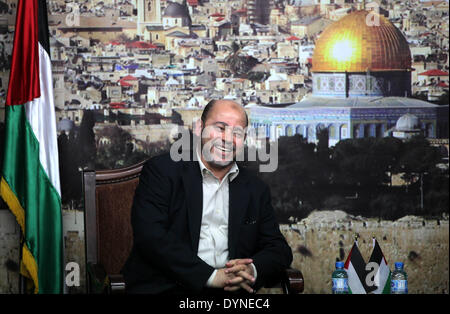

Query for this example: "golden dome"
[312,10,411,72]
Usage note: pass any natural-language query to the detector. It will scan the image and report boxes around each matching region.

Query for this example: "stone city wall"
[274,210,449,294]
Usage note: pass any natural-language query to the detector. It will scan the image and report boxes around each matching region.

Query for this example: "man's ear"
[193,118,202,137]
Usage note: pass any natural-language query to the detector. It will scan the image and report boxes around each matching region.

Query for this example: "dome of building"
[312,10,411,73]
[163,1,189,18]
[395,113,421,131]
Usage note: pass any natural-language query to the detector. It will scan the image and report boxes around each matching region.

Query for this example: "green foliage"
[224,41,259,78]
[58,129,83,205]
[437,90,449,105]
[247,71,269,83]
[332,137,404,187]
[78,110,97,169]
[399,135,442,183]
[368,192,407,220]
[249,135,448,222]
[322,195,352,212]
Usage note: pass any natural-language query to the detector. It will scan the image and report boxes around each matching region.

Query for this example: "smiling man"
[121,99,293,294]
[197,100,247,178]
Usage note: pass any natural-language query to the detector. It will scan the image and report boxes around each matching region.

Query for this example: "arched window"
[316,124,328,143]
[364,124,371,138]
[275,125,282,139]
[353,124,360,138]
[340,124,348,139]
[427,123,434,138]
[376,124,384,138]
[307,125,315,140]
[286,125,294,136]
[328,125,336,139]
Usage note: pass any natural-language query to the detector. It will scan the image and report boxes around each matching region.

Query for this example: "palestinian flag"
[367,238,391,294]
[0,0,63,293]
[344,241,368,294]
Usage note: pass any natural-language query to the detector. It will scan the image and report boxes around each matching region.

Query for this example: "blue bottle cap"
[395,262,404,269]
[336,261,344,268]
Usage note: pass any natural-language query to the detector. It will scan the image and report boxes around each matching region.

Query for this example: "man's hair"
[201,99,248,127]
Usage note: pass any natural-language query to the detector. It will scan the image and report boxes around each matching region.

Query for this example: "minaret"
[182,0,192,27]
[137,0,162,36]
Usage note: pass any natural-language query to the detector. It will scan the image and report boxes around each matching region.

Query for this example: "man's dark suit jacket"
[121,152,293,294]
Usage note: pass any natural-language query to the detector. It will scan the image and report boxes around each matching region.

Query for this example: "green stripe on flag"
[1,105,63,294]
[382,271,391,294]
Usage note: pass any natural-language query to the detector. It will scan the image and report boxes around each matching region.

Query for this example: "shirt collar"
[196,145,239,182]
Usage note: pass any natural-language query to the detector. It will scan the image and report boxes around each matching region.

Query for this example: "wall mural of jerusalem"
[0,0,449,293]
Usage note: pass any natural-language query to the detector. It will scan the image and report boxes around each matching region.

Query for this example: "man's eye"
[233,131,244,138]
[215,125,225,131]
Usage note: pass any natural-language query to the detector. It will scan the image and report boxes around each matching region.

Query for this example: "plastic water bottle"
[332,261,348,294]
[391,262,408,294]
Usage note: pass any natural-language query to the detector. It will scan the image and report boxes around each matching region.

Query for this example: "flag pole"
[18,235,25,294]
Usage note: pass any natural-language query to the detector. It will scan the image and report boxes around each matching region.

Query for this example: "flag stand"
[344,237,392,294]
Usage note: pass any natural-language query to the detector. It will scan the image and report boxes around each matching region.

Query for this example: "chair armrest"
[281,268,304,294]
[86,262,126,294]
[106,274,126,294]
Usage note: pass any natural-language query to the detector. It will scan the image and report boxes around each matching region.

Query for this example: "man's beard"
[200,136,235,169]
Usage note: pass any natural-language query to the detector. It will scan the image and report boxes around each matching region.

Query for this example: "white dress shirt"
[196,150,257,287]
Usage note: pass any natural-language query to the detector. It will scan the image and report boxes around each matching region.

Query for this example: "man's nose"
[222,127,233,142]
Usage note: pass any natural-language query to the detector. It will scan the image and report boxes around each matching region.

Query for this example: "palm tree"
[224,41,259,78]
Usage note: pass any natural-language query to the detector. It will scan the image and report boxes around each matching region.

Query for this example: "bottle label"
[332,278,348,293]
[391,280,408,293]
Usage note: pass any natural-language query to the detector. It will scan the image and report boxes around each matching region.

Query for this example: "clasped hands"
[211,258,255,293]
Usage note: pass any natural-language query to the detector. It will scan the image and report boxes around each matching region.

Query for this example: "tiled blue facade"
[312,71,412,98]
[249,103,440,146]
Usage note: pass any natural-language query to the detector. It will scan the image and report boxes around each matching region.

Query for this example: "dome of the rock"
[312,10,411,73]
